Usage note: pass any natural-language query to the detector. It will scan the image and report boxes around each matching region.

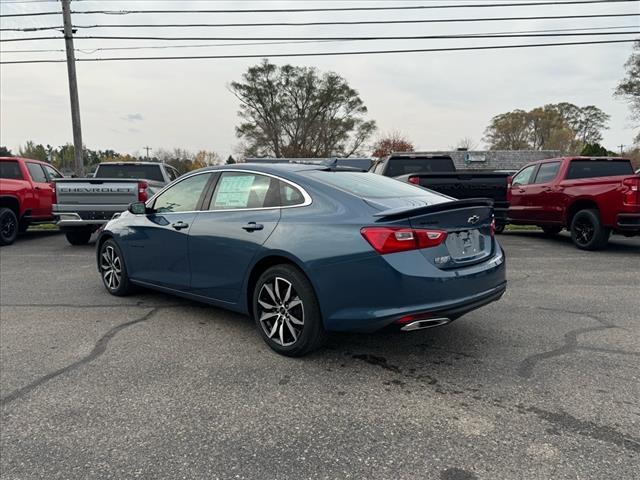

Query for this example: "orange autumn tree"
[371,132,415,158]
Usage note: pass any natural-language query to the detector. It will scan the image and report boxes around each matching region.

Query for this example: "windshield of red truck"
[566,159,633,180]
[95,164,164,182]
[386,157,455,177]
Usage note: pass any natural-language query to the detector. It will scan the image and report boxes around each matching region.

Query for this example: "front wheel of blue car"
[99,239,134,296]
[253,265,327,357]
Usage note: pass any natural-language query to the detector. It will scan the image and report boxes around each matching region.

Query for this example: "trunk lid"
[368,198,495,268]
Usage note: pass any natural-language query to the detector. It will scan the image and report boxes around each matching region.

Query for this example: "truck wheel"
[542,226,562,237]
[570,209,610,250]
[65,228,92,246]
[99,239,134,296]
[0,208,18,246]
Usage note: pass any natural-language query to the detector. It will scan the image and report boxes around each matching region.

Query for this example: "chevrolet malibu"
[97,163,506,356]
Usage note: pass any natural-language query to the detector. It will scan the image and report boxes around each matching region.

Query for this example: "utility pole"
[61,0,84,176]
[144,146,152,160]
[619,144,625,155]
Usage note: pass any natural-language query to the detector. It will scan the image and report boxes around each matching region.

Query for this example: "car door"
[527,161,562,223]
[508,165,538,221]
[188,171,296,303]
[25,162,53,218]
[120,171,213,290]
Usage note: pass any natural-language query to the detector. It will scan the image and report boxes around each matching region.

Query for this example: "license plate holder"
[446,229,484,260]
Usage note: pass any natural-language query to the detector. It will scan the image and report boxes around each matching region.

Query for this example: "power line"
[1,0,638,18]
[3,12,640,32]
[2,38,637,64]
[4,30,639,43]
[5,25,635,54]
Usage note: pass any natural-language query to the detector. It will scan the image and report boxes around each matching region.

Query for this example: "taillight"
[490,218,496,236]
[360,227,447,254]
[506,176,513,203]
[622,177,640,206]
[408,176,420,185]
[52,182,57,205]
[138,181,149,202]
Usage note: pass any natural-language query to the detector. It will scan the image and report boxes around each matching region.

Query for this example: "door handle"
[543,186,552,192]
[171,221,189,231]
[518,189,526,193]
[242,222,264,232]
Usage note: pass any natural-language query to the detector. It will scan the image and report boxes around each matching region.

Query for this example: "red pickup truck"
[0,157,64,246]
[508,156,640,250]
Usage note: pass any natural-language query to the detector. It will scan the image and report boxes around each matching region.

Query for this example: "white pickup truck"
[54,162,180,245]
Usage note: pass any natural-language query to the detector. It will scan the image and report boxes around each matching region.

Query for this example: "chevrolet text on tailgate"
[54,162,180,245]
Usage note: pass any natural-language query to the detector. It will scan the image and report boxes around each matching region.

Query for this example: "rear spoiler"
[373,198,494,219]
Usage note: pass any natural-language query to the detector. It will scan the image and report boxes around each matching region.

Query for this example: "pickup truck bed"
[53,162,177,245]
[373,154,510,229]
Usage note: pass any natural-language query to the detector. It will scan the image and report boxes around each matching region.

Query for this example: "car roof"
[198,163,327,175]
[0,156,50,164]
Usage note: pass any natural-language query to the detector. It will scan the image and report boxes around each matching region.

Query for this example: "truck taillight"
[361,227,447,254]
[408,176,420,185]
[52,182,57,205]
[506,176,513,203]
[622,177,640,206]
[138,181,149,202]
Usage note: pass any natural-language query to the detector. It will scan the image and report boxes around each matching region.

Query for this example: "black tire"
[252,264,327,357]
[570,209,610,251]
[98,239,134,296]
[0,208,18,246]
[494,224,506,234]
[541,226,563,237]
[65,228,92,246]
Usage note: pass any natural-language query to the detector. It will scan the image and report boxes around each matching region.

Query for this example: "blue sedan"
[97,163,506,356]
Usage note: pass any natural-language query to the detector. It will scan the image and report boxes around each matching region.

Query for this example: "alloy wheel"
[100,244,122,290]
[573,218,594,246]
[1,214,16,239]
[257,276,304,347]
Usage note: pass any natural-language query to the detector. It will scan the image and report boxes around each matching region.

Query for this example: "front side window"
[43,165,63,180]
[26,163,47,183]
[533,162,560,184]
[152,173,211,213]
[0,161,23,180]
[512,165,537,186]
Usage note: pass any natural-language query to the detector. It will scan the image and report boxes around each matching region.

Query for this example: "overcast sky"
[1,0,639,158]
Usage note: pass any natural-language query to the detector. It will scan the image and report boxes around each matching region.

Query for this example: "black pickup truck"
[372,154,511,231]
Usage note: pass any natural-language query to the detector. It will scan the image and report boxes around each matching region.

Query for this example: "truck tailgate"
[54,179,139,205]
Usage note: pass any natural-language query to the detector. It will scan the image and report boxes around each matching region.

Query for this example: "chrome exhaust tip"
[400,318,451,332]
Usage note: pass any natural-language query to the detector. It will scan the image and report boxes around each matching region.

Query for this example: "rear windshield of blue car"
[307,171,449,201]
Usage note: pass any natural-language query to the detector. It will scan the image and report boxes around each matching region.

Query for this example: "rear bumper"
[54,205,127,228]
[616,213,640,231]
[315,245,507,333]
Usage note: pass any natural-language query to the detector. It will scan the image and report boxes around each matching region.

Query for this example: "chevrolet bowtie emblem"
[467,215,480,225]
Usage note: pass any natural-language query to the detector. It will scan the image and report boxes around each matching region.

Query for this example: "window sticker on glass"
[213,174,256,208]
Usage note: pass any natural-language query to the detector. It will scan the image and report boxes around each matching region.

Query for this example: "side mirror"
[128,201,147,215]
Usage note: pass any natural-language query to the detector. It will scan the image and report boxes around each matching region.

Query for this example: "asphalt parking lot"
[1,231,638,480]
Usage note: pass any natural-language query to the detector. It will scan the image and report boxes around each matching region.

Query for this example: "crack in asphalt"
[0,309,158,407]
[527,406,640,454]
[578,346,640,357]
[517,307,619,379]
[517,325,615,379]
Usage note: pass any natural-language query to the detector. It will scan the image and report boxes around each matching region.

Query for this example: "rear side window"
[43,165,63,180]
[209,172,279,210]
[307,171,446,202]
[26,163,47,183]
[534,162,560,184]
[0,161,23,180]
[512,165,537,186]
[95,164,165,182]
[566,160,633,180]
